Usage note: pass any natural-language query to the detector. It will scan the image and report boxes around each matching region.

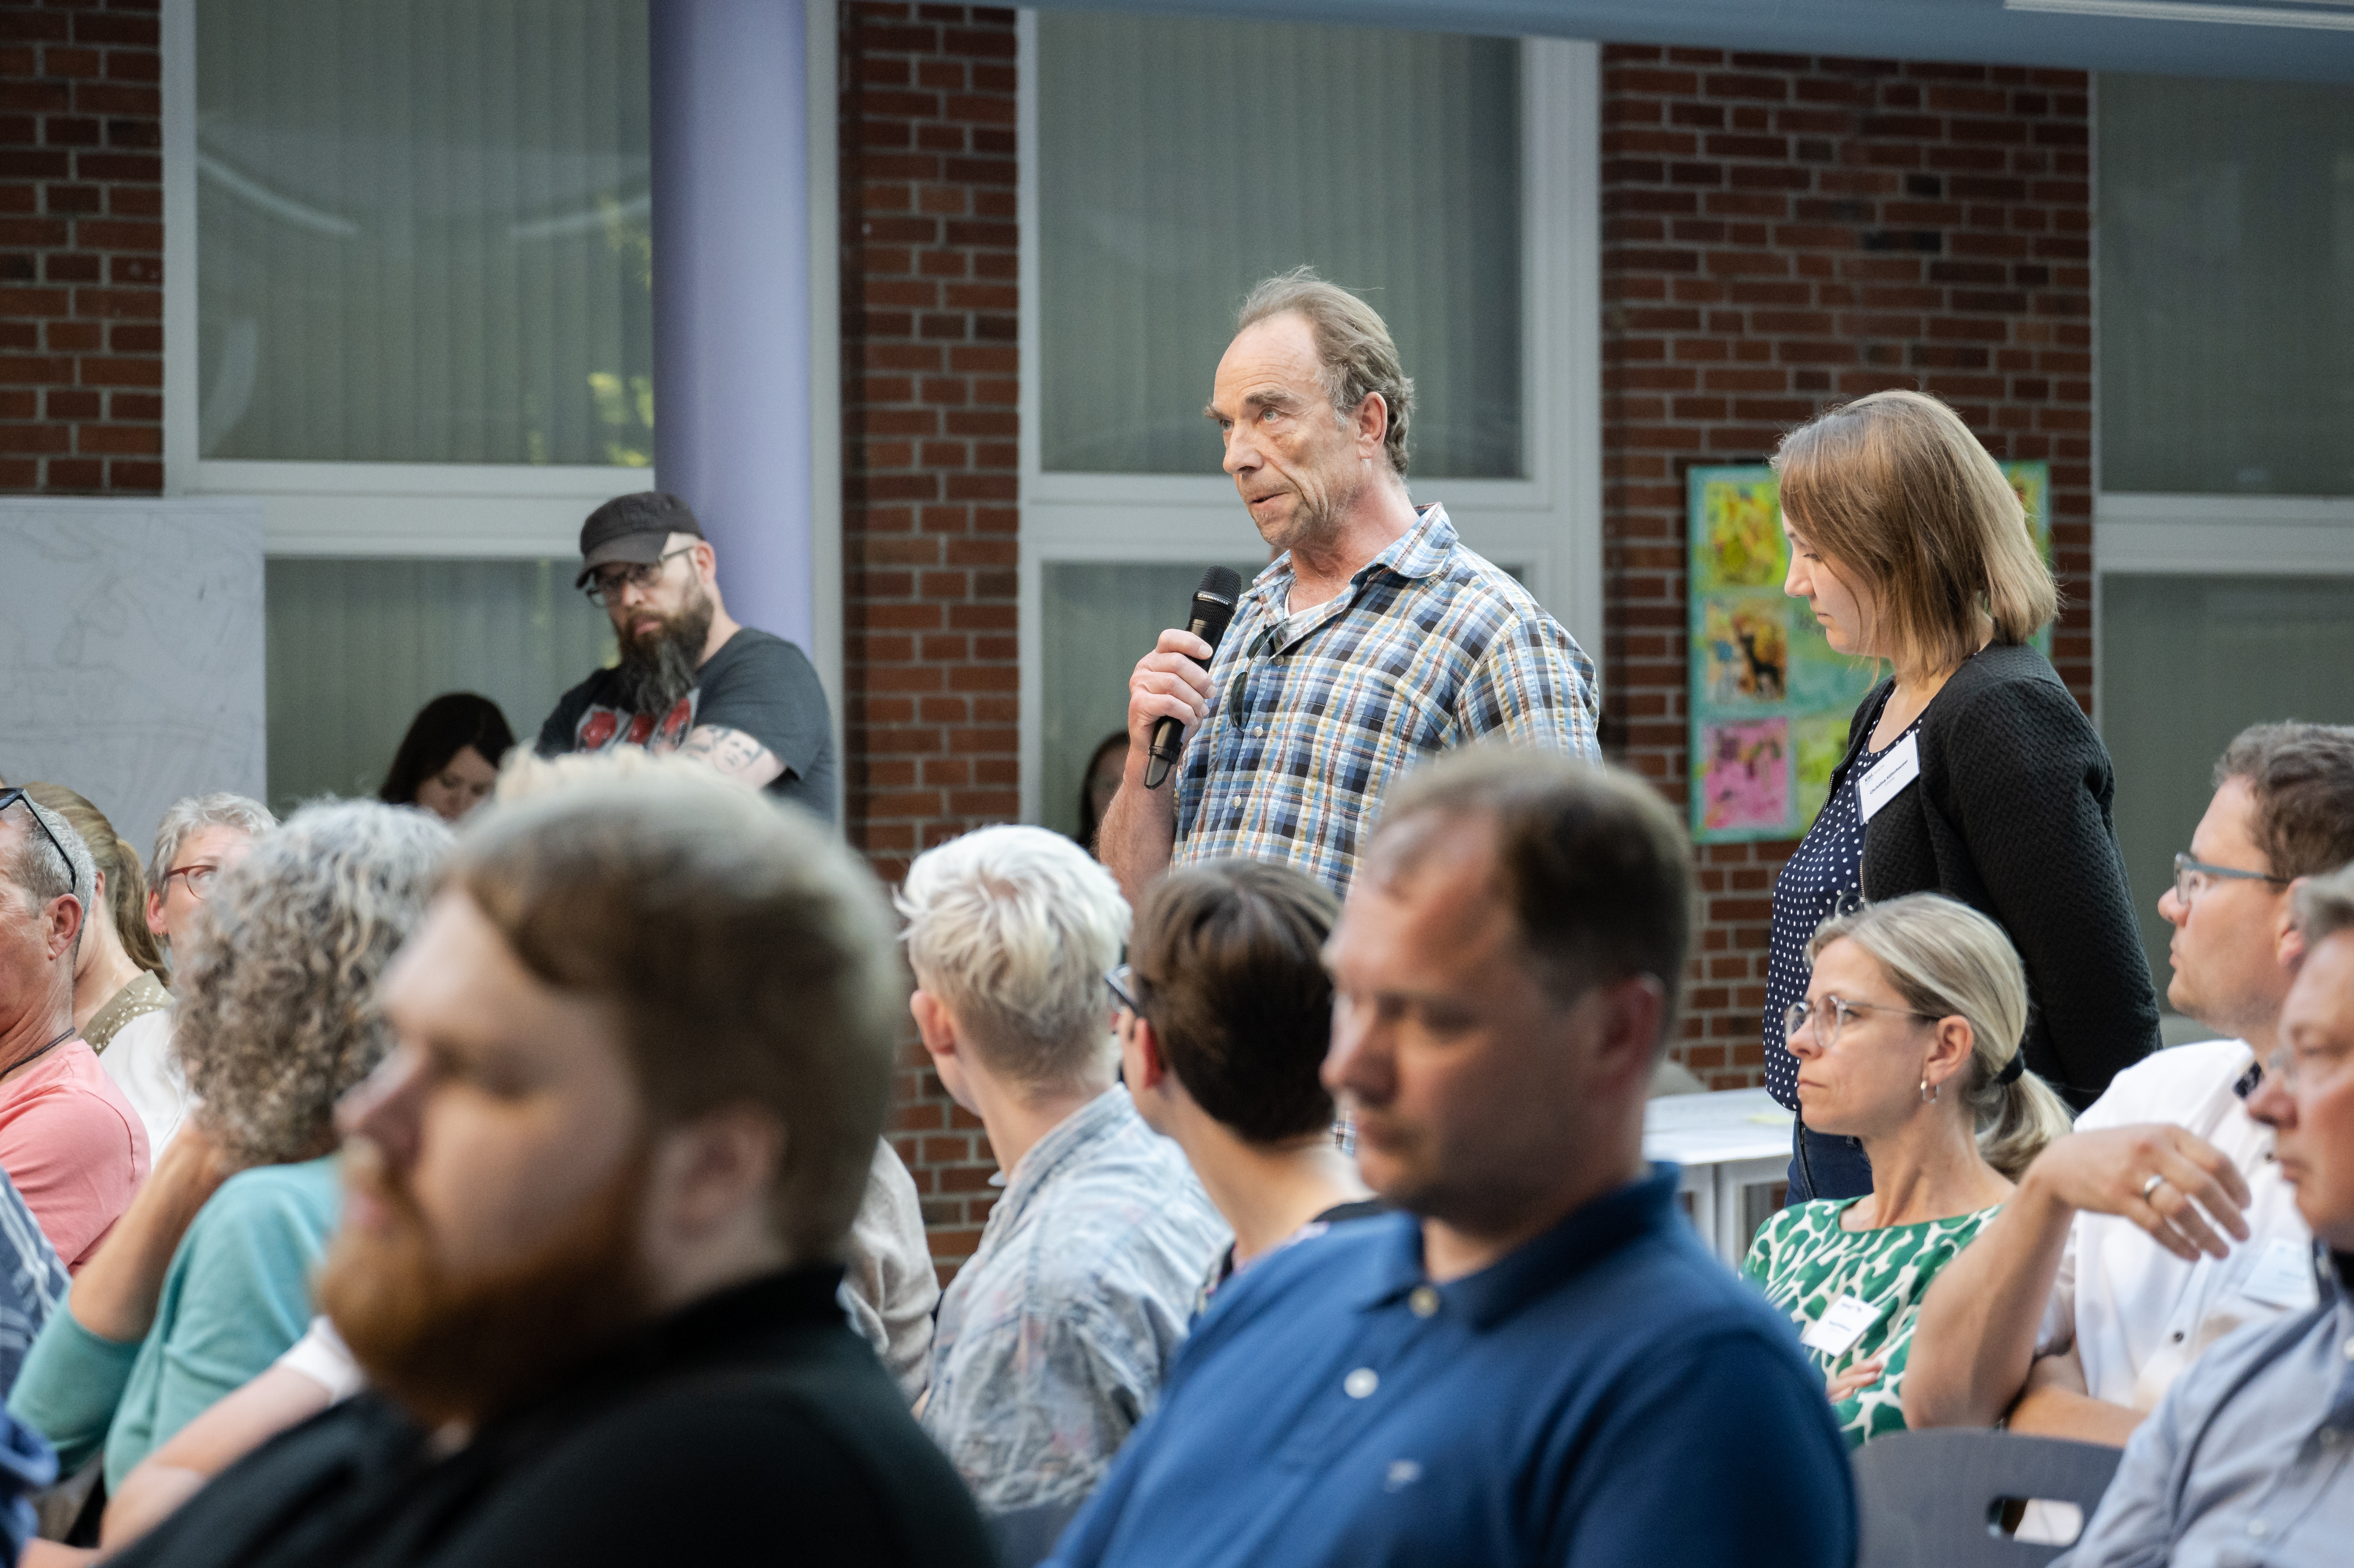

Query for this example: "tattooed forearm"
[677,724,787,787]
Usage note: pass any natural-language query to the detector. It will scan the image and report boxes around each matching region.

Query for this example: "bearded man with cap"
[538,491,837,821]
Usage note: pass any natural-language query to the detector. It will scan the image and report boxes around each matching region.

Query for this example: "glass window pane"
[197,0,652,464]
[1037,14,1521,479]
[265,558,616,811]
[2099,76,2354,495]
[2101,572,2354,993]
[1041,560,1263,844]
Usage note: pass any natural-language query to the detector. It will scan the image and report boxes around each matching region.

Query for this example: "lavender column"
[648,0,813,650]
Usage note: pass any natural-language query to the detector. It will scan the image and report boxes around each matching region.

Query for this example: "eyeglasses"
[0,789,77,902]
[582,546,696,605]
[1784,993,1940,1051]
[1104,963,1145,1018]
[2173,851,2288,906]
[160,864,221,903]
[2261,1040,2353,1097]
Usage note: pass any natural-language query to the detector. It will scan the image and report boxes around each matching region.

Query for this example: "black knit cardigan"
[1834,641,2161,1110]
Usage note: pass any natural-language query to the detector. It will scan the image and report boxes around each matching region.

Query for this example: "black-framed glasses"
[1784,993,1940,1051]
[160,864,221,903]
[582,545,697,605]
[1104,963,1145,1018]
[0,788,77,902]
[2173,852,2288,906]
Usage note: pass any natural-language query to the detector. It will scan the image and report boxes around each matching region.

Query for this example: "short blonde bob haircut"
[1773,389,2057,680]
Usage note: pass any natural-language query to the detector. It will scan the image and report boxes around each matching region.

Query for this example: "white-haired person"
[142,793,275,974]
[8,801,450,1518]
[1744,892,2075,1446]
[901,826,1227,1522]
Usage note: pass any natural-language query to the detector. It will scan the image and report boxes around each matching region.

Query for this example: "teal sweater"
[6,1156,339,1488]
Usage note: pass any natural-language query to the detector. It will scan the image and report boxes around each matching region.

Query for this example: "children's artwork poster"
[1687,461,2051,843]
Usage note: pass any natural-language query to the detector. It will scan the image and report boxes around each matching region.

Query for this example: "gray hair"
[1237,267,1415,479]
[174,800,452,1165]
[896,825,1130,1091]
[2,796,94,945]
[1808,894,2075,1180]
[148,793,278,894]
[2294,862,2354,949]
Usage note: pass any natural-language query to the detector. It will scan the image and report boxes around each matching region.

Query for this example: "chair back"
[988,1495,1084,1568]
[1852,1429,2122,1568]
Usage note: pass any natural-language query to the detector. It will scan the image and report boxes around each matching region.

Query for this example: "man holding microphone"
[1099,270,1599,903]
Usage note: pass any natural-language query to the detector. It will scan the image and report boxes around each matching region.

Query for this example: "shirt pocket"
[1292,661,1455,797]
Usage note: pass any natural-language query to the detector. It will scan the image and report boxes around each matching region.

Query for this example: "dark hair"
[456,768,903,1261]
[1372,747,1694,1052]
[2216,723,2354,881]
[1075,730,1128,853]
[380,694,516,808]
[1131,859,1342,1144]
[24,784,166,979]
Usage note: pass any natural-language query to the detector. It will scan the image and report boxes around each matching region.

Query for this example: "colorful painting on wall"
[1686,460,2051,844]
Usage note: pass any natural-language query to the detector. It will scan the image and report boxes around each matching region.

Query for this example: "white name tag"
[2239,1237,2319,1312]
[1856,733,1921,824]
[1800,1293,1886,1358]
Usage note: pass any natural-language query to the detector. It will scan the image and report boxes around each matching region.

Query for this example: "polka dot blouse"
[1761,694,1918,1111]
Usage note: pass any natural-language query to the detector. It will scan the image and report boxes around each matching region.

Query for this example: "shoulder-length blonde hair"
[1772,389,2057,681]
[1807,893,2073,1179]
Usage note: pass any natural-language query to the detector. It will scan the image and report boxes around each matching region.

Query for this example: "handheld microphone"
[1144,566,1243,790]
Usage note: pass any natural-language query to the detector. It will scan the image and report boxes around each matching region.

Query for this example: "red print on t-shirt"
[574,691,703,757]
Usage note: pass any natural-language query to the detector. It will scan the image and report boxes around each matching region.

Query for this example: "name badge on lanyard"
[1857,733,1921,825]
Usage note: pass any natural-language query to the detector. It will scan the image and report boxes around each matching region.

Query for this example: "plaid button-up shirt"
[1171,503,1599,894]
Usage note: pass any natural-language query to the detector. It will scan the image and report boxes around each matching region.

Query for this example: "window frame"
[159,0,844,770]
[1013,14,1603,825]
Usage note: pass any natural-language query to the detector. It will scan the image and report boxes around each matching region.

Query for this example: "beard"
[609,586,715,716]
[316,1138,656,1430]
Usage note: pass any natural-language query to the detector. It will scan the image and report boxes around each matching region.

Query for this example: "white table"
[1643,1088,1795,1268]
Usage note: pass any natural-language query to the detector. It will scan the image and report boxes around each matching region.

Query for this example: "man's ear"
[1125,1013,1167,1095]
[2277,876,2310,977]
[45,895,82,964]
[909,988,956,1061]
[656,1104,785,1244]
[1592,974,1667,1091]
[1352,392,1388,461]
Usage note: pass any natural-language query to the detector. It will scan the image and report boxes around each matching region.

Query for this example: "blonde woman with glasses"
[1762,390,2158,1205]
[1745,893,2074,1448]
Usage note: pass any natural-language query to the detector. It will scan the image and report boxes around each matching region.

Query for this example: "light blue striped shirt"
[2056,1246,2354,1568]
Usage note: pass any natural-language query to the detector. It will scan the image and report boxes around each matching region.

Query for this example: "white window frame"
[157,0,843,737]
[2093,494,2354,722]
[1014,15,1602,825]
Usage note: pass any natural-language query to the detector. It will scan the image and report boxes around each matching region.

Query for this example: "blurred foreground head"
[323,760,901,1425]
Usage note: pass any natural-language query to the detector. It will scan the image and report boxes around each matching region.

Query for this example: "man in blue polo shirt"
[1047,750,1855,1568]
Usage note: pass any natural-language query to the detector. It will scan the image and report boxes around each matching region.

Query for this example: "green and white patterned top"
[1741,1199,2001,1449]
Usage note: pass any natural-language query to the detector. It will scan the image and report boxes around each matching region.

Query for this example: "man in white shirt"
[1905,722,2354,1442]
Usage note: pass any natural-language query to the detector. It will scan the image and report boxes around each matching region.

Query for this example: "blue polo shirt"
[1046,1167,1855,1568]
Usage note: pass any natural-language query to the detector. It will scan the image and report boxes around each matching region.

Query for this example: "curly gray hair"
[147,792,278,895]
[174,800,451,1165]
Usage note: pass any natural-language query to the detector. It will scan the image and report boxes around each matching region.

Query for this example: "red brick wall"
[838,2,1020,1277]
[1597,46,2093,1089]
[0,0,160,494]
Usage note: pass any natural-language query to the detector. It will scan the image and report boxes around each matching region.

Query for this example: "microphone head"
[1191,565,1244,643]
[1197,566,1242,604]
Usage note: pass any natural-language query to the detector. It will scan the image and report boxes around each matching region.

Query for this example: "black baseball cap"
[575,491,705,588]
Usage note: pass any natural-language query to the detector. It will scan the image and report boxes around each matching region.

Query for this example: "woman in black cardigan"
[1763,390,2159,1203]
